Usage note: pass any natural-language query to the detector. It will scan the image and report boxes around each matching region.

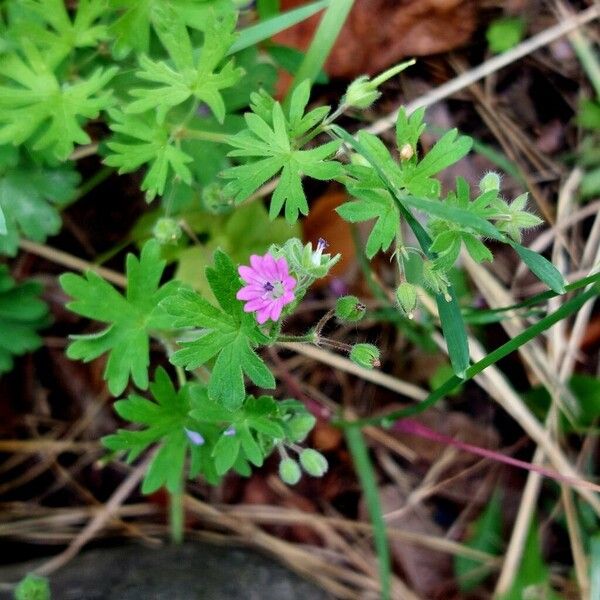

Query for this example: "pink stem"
[394,418,600,493]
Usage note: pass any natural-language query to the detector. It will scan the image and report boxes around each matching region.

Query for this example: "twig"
[34,454,152,576]
[365,5,600,136]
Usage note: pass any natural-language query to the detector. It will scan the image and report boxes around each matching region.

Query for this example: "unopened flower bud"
[396,282,418,319]
[202,182,233,214]
[335,295,366,322]
[153,217,181,244]
[479,172,501,194]
[299,449,328,477]
[350,343,380,369]
[279,457,301,485]
[399,143,414,161]
[343,76,381,110]
[422,261,450,299]
[287,413,316,442]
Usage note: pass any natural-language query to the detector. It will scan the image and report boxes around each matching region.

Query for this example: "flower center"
[264,280,285,298]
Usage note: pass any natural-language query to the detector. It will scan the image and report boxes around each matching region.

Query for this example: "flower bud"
[342,61,415,110]
[350,343,380,369]
[479,171,501,194]
[399,143,414,161]
[279,457,301,485]
[153,217,181,244]
[335,295,366,322]
[201,182,233,214]
[286,413,316,443]
[343,76,381,110]
[396,282,418,319]
[422,261,450,299]
[299,449,328,477]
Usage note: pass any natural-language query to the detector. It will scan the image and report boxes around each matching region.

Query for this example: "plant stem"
[276,333,317,343]
[169,484,184,544]
[345,427,391,600]
[181,129,231,143]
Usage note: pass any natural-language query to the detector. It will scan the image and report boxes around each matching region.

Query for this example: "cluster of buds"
[279,448,329,485]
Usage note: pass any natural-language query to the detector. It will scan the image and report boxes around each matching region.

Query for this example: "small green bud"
[201,182,233,214]
[299,449,328,477]
[335,295,366,322]
[153,217,182,245]
[15,574,50,600]
[287,413,316,443]
[343,76,381,109]
[279,457,301,485]
[342,60,415,110]
[350,343,380,369]
[422,261,451,300]
[395,282,418,319]
[479,171,501,194]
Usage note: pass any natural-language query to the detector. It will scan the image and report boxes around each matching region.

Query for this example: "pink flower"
[236,254,296,324]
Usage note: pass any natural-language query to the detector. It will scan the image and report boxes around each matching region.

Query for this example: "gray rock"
[0,542,330,599]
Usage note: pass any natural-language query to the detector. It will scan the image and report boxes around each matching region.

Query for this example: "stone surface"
[0,542,330,599]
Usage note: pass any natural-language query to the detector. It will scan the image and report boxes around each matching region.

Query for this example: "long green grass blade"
[591,536,600,600]
[337,280,600,428]
[285,0,354,98]
[462,272,600,323]
[228,0,330,55]
[345,426,391,600]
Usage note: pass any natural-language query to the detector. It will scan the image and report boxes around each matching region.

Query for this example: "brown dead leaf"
[274,0,478,79]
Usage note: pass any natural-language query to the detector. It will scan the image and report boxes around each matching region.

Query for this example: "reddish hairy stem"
[394,419,600,493]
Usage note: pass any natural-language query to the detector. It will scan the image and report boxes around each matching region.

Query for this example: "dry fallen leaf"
[274,0,478,78]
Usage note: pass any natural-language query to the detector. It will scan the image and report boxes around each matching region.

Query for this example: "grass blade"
[337,280,600,428]
[228,0,330,55]
[345,425,391,600]
[285,0,354,98]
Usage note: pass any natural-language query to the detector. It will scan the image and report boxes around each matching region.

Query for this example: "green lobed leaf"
[162,250,275,409]
[0,265,50,374]
[61,240,182,395]
[105,110,193,202]
[222,85,342,223]
[102,367,222,492]
[0,40,116,160]
[0,147,80,255]
[125,9,243,124]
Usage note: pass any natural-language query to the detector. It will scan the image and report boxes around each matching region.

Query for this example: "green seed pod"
[286,413,316,443]
[395,282,418,319]
[335,295,366,322]
[479,171,501,194]
[153,217,182,245]
[350,343,380,369]
[299,449,328,477]
[279,457,301,485]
